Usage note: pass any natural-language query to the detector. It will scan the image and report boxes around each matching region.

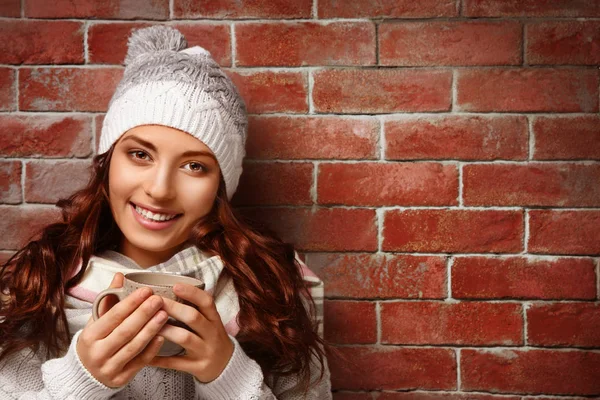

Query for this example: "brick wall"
[1,0,599,397]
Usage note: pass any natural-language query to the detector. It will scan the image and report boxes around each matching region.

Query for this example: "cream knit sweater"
[0,252,331,399]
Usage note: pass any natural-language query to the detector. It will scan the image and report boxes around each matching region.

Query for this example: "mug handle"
[92,287,125,321]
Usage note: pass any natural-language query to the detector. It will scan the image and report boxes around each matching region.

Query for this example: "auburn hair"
[0,146,327,391]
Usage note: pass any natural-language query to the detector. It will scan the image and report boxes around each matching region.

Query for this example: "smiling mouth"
[131,202,182,222]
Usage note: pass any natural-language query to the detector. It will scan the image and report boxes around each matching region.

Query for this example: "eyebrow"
[121,135,218,162]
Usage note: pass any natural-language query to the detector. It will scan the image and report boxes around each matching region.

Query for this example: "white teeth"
[134,205,178,222]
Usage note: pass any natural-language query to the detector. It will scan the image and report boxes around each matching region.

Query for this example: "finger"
[149,353,195,373]
[111,309,169,368]
[87,287,153,339]
[102,295,165,356]
[161,297,210,337]
[98,273,125,317]
[121,335,165,379]
[157,323,203,354]
[173,284,221,322]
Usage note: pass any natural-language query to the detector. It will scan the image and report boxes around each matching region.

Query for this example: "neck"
[119,241,187,268]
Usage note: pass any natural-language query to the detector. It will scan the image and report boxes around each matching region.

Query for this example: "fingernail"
[150,296,162,308]
[173,284,184,293]
[154,311,167,323]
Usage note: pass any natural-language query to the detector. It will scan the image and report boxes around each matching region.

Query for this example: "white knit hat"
[99,26,248,200]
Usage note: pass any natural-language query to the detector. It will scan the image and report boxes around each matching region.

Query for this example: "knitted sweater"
[0,251,332,399]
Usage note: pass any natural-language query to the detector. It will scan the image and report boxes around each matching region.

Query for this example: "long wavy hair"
[0,145,327,391]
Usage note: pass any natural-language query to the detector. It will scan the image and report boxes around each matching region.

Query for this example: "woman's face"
[108,125,220,267]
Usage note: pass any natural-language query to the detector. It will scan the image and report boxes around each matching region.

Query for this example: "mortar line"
[230,24,236,68]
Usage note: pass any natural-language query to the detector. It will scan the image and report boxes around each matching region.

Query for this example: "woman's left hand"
[149,283,234,383]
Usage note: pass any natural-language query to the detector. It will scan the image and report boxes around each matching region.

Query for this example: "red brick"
[528,303,600,347]
[378,394,520,400]
[0,206,61,250]
[380,21,521,66]
[0,161,21,204]
[236,22,375,67]
[0,21,83,65]
[239,208,377,251]
[0,68,16,111]
[226,70,307,114]
[332,394,371,400]
[318,162,458,206]
[324,300,376,344]
[529,210,600,256]
[0,0,20,17]
[385,116,528,161]
[330,347,456,390]
[452,256,596,300]
[313,69,452,114]
[533,116,600,160]
[381,302,523,345]
[527,21,600,65]
[305,253,446,299]
[174,0,311,18]
[318,0,457,18]
[0,115,92,158]
[463,163,600,207]
[25,0,169,19]
[461,349,600,395]
[94,115,104,152]
[25,161,91,204]
[457,68,599,112]
[19,68,123,112]
[463,0,600,17]
[383,209,523,253]
[247,116,379,160]
[0,251,16,265]
[232,162,312,206]
[88,23,231,66]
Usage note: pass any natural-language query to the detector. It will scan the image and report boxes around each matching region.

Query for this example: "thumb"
[109,272,125,289]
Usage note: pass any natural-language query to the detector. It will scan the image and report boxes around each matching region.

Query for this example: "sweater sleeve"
[0,330,121,400]
[193,335,331,400]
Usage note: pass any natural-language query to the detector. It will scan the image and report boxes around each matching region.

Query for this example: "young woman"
[0,26,331,399]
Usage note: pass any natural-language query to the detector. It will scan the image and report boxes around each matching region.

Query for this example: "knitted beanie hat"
[99,25,248,200]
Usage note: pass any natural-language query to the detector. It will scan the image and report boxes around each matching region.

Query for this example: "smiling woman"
[0,26,331,400]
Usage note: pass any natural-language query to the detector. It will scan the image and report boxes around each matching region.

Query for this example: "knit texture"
[99,26,248,199]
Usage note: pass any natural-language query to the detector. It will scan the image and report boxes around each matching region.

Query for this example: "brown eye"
[183,162,206,173]
[129,150,150,161]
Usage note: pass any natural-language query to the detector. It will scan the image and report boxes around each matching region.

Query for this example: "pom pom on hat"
[100,26,248,200]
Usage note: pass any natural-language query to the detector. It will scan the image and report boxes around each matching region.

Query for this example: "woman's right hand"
[76,273,168,388]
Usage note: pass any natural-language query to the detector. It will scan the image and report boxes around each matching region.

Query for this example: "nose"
[143,165,176,201]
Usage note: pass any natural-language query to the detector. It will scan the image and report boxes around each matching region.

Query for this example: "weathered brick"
[0,68,16,111]
[88,23,231,66]
[25,161,92,204]
[528,303,600,347]
[0,0,20,17]
[378,394,520,400]
[385,116,528,161]
[457,68,599,112]
[318,0,457,18]
[0,161,22,204]
[19,68,123,112]
[226,70,307,114]
[25,0,169,19]
[0,21,84,65]
[463,163,600,207]
[305,253,446,299]
[383,209,523,253]
[232,162,312,206]
[324,300,376,344]
[463,0,600,17]
[236,22,375,67]
[461,349,600,395]
[94,115,104,152]
[0,251,16,265]
[381,302,523,345]
[174,0,311,18]
[0,115,92,158]
[452,256,597,300]
[239,208,377,252]
[529,210,600,256]
[533,116,600,160]
[380,21,521,66]
[527,21,600,65]
[330,347,456,390]
[247,116,379,160]
[313,69,452,114]
[318,162,458,206]
[0,206,61,250]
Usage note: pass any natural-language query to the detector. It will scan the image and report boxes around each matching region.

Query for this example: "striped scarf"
[65,246,324,339]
